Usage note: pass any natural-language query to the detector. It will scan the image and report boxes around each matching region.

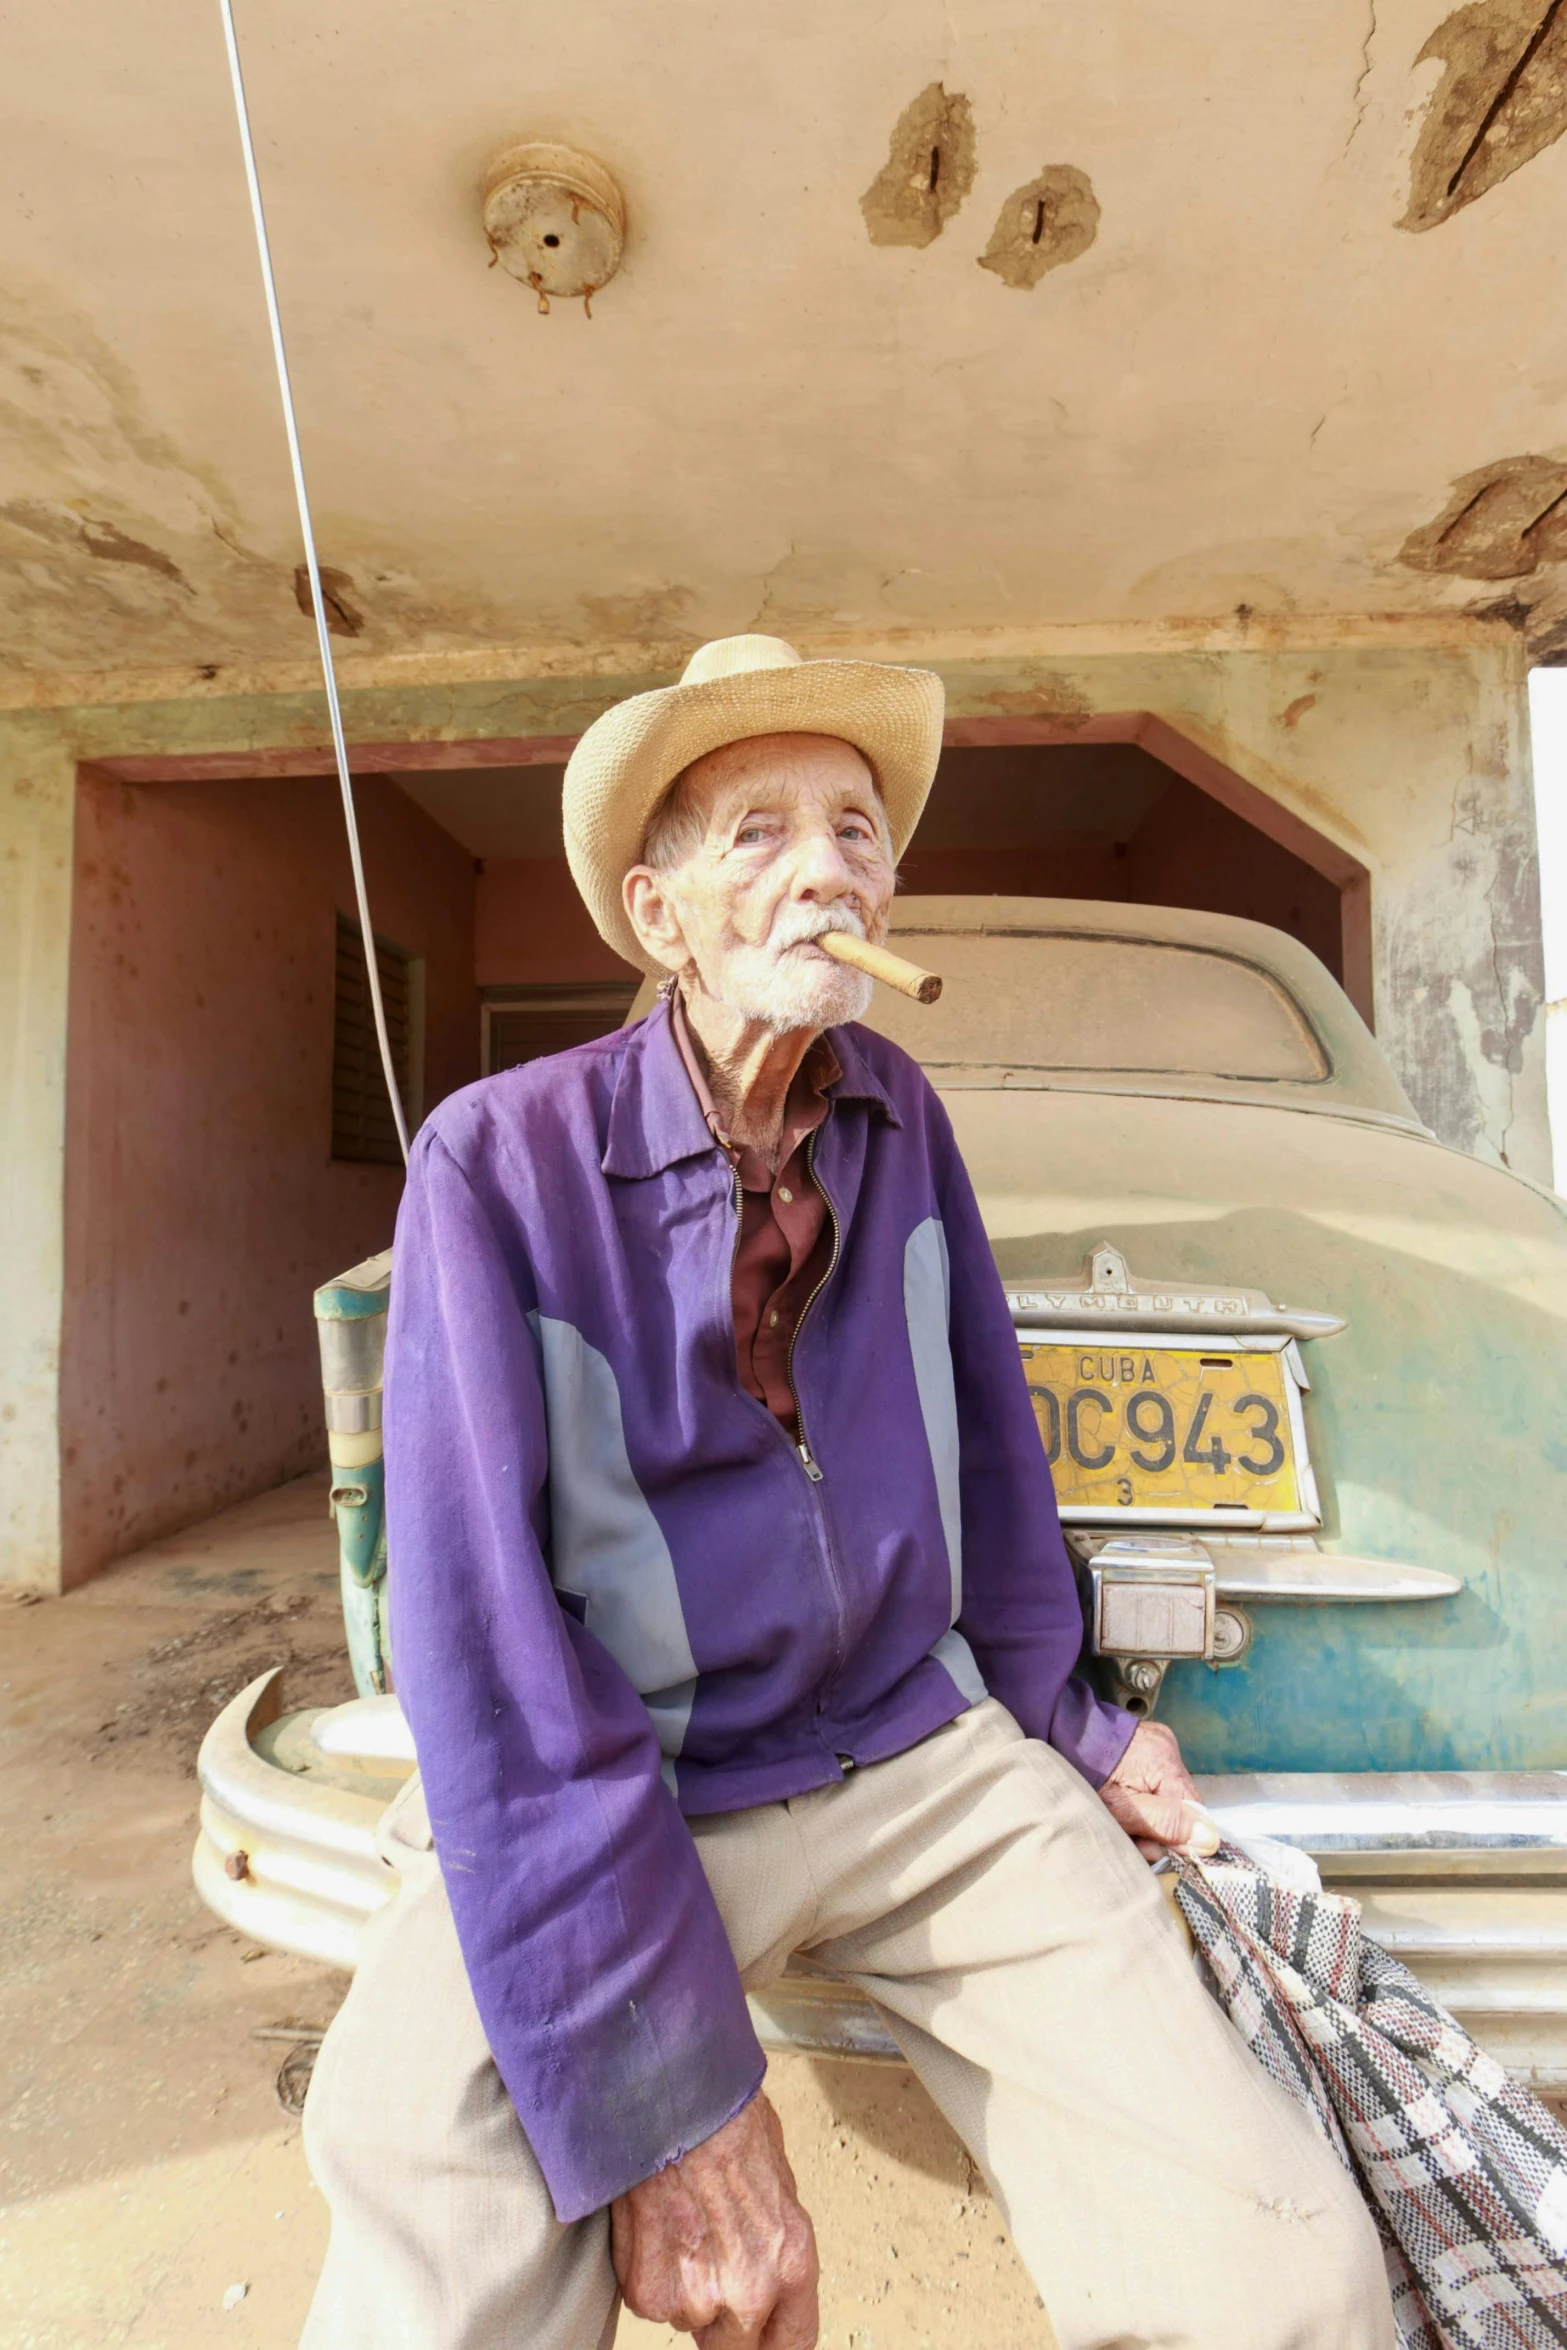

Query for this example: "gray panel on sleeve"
[931,1627,987,1706]
[903,1217,962,1615]
[643,1678,697,1762]
[528,1313,698,1746]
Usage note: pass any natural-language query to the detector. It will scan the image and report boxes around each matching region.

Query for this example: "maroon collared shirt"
[669,989,839,1434]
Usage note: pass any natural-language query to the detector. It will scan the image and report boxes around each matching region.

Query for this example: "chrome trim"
[1011,1297,1345,1339]
[1201,1771,1567,1877]
[316,1311,387,1393]
[1061,1504,1321,1531]
[191,1679,1567,2079]
[324,1391,382,1433]
[1088,1537,1216,1660]
[1072,1532,1461,1605]
[1066,1511,1323,1533]
[1206,1550,1461,1604]
[312,1692,417,1765]
[748,1967,902,2065]
[1024,1329,1296,1353]
[193,1671,395,1970]
[1005,1242,1345,1343]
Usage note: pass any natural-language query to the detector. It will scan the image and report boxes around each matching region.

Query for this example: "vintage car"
[195,895,1567,2081]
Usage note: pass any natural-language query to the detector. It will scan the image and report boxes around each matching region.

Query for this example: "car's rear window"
[866,929,1330,1081]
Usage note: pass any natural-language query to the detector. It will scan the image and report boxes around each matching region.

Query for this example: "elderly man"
[301,638,1392,2350]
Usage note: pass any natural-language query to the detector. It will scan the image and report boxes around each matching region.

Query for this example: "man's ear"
[623,866,691,980]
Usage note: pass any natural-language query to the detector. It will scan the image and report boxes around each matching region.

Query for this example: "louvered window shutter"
[332,915,413,1164]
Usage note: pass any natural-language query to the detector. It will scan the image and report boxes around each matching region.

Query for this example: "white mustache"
[769,907,867,955]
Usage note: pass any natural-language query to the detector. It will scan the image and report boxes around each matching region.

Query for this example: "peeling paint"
[1378,745,1545,1171]
[973,681,1092,726]
[0,287,532,670]
[79,519,188,587]
[1400,455,1567,581]
[860,83,976,249]
[977,166,1099,291]
[1403,0,1567,230]
[1528,606,1567,664]
[0,289,277,664]
[577,584,696,642]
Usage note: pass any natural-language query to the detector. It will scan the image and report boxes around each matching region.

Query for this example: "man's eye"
[736,826,765,844]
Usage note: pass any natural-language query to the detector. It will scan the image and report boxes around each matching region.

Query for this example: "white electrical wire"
[216,0,411,1165]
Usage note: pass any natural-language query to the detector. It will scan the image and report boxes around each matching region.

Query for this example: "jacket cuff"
[519,1982,768,2224]
[1046,1672,1138,1789]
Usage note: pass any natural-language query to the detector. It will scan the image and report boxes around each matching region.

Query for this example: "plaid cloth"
[1173,1844,1567,2350]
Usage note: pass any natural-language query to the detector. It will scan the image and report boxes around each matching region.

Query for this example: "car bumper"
[194,1672,1567,2082]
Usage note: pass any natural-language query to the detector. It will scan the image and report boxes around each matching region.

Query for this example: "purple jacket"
[385,999,1133,2221]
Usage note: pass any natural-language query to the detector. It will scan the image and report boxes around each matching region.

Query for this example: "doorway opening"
[905,728,1369,1021]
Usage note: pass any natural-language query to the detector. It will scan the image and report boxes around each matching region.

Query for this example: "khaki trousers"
[302,1700,1394,2350]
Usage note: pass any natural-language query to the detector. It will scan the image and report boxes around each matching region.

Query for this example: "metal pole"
[215,0,411,1165]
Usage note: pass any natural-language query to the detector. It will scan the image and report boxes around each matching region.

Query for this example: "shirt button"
[777,1185,793,1204]
[768,1310,779,1328]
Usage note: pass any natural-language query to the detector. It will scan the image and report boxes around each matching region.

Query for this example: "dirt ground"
[0,1474,1053,2350]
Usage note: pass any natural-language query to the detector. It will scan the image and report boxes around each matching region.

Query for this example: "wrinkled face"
[623,733,897,1034]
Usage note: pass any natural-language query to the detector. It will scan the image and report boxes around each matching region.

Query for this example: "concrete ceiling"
[7,0,1567,680]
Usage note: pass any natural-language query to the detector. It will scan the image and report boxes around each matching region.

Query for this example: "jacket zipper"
[785,1127,841,1482]
[724,1131,849,1704]
[784,1131,851,1705]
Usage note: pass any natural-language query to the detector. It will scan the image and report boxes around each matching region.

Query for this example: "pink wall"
[60,772,478,1586]
[899,843,1127,899]
[476,856,640,986]
[474,851,1133,985]
[1123,777,1344,982]
[904,795,1345,983]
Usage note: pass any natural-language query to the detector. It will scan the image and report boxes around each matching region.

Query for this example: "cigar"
[817,930,943,1004]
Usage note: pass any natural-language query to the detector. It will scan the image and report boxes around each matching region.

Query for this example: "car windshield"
[864,927,1330,1081]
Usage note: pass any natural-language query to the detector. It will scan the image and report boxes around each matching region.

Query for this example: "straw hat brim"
[563,658,945,970]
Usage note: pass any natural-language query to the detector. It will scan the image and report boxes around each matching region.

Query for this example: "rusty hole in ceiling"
[860,82,977,249]
[1400,455,1567,579]
[293,564,364,638]
[977,165,1100,290]
[1403,0,1567,230]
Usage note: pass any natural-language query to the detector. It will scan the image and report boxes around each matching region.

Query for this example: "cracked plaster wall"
[0,633,1545,1587]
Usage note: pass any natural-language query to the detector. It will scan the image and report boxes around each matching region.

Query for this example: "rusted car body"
[195,897,1567,2080]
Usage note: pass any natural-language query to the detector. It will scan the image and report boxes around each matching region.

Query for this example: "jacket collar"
[826,1019,901,1129]
[602,996,899,1181]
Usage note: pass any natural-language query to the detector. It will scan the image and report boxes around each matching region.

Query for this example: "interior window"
[482,983,638,1075]
[332,916,421,1162]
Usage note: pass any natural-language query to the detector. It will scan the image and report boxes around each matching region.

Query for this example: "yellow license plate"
[1017,1340,1303,1518]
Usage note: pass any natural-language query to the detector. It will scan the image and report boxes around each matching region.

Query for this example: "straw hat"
[562,634,945,969]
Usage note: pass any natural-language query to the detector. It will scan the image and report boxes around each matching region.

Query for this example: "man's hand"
[1099,1720,1220,1862]
[610,2092,819,2350]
